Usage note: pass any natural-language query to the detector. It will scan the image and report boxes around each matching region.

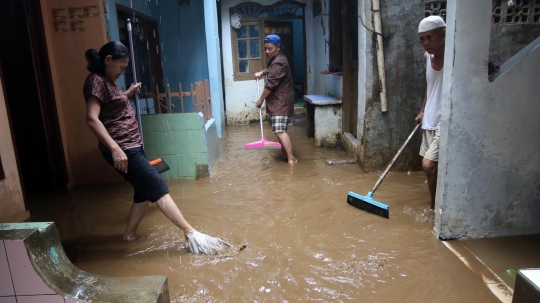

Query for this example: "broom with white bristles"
[127,19,231,255]
[186,230,231,255]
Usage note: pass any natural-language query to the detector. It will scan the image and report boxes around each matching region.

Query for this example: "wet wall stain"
[195,164,209,179]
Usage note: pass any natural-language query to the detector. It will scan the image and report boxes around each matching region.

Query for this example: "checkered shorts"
[271,116,290,133]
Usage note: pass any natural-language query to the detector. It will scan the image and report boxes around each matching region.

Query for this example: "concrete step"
[0,222,169,303]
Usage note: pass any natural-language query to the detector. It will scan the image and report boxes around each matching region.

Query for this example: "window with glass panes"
[232,21,263,81]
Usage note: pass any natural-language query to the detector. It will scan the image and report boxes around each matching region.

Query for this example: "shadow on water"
[28,118,502,302]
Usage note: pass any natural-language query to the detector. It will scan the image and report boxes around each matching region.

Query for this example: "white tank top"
[423,54,443,130]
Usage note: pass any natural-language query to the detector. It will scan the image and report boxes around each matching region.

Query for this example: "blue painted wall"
[159,1,209,113]
[105,0,210,113]
[292,19,304,84]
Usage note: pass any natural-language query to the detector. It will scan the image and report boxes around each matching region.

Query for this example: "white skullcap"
[418,15,446,33]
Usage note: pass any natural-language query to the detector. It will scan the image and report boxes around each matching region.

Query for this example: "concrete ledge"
[204,117,219,176]
[293,104,306,115]
[304,94,342,105]
[513,269,540,303]
[341,132,359,159]
[304,95,342,148]
[0,222,169,303]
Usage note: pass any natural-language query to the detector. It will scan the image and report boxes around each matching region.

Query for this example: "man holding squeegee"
[254,34,297,164]
[415,16,446,209]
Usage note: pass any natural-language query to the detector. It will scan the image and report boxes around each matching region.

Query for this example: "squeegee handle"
[127,18,144,145]
[256,79,264,138]
[370,123,421,194]
[259,107,264,138]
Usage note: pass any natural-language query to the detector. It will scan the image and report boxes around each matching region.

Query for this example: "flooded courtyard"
[27,119,520,302]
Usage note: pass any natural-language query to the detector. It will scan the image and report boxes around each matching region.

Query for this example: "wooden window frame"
[231,20,265,81]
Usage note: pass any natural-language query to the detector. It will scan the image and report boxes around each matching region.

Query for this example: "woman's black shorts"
[102,146,169,203]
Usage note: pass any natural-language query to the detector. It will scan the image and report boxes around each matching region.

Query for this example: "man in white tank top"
[414,16,445,209]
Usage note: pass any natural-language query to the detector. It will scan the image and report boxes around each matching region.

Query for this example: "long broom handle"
[127,18,144,145]
[257,79,264,138]
[259,107,264,138]
[370,123,421,194]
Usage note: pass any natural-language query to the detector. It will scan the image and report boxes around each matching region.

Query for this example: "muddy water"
[29,119,499,302]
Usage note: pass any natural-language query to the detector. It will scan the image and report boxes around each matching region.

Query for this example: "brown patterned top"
[83,73,142,152]
[264,52,294,117]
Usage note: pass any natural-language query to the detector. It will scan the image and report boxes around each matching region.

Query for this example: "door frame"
[0,61,28,208]
[341,0,359,137]
[0,0,68,195]
[26,0,69,189]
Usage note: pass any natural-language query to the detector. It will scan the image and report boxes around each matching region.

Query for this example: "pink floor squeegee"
[244,80,282,150]
[244,106,282,150]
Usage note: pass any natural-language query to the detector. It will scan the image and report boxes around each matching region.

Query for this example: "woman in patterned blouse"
[83,41,229,254]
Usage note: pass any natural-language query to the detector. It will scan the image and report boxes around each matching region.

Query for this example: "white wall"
[435,0,540,239]
[204,0,226,137]
[304,0,330,96]
[355,0,375,158]
[221,0,314,125]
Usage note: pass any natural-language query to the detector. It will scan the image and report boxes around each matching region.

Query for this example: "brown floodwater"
[28,119,503,302]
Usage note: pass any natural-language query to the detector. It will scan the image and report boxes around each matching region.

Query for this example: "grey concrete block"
[512,269,540,303]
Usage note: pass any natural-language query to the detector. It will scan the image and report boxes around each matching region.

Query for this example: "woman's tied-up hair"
[85,41,129,75]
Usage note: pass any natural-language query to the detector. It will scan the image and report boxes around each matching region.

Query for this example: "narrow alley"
[26,119,524,302]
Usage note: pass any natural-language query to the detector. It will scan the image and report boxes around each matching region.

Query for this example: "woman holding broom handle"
[83,41,229,255]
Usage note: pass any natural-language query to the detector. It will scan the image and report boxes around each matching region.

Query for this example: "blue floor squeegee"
[347,124,421,218]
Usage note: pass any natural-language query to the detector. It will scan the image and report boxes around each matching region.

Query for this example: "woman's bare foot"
[123,234,138,242]
[288,157,297,164]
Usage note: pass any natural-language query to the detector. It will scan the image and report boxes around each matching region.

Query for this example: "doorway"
[229,1,305,98]
[264,21,295,81]
[342,0,359,137]
[116,5,164,113]
[0,0,68,193]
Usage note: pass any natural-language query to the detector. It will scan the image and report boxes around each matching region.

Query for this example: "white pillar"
[204,0,225,137]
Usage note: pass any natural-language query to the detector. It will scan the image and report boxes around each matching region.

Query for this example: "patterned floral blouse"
[83,73,142,152]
